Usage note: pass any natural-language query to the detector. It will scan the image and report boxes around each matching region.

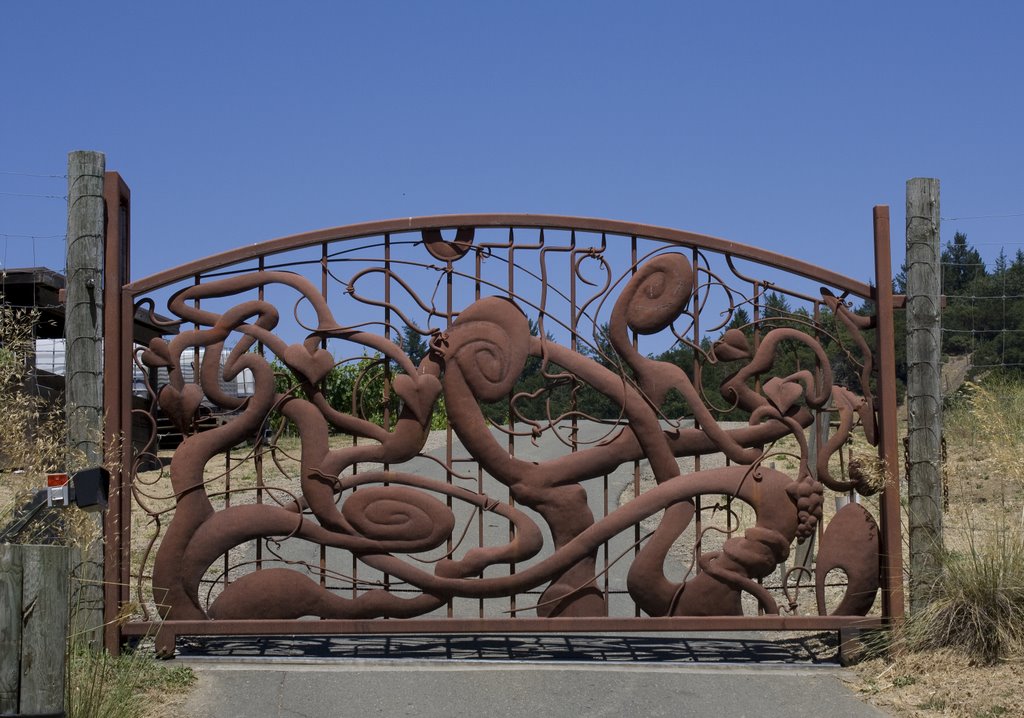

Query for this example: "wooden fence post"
[66,150,106,644]
[906,177,944,614]
[0,544,70,716]
[0,547,22,713]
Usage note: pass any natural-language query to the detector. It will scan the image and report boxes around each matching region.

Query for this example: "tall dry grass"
[0,304,66,518]
[2,299,195,717]
[67,634,195,718]
[897,377,1024,664]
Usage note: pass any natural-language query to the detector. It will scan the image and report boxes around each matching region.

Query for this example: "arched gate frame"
[102,209,903,656]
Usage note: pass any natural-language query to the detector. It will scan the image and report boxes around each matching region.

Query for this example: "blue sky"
[2,1,1022,285]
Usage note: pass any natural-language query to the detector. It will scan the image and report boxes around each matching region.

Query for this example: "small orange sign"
[46,472,70,487]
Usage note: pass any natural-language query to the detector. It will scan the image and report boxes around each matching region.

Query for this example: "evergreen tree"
[994,248,1008,276]
[894,261,909,294]
[941,232,986,294]
[727,307,751,331]
[401,324,429,366]
[766,292,789,315]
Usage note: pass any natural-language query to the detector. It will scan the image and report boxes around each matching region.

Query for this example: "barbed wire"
[0,190,66,200]
[945,293,1024,301]
[942,212,1024,221]
[942,328,1024,334]
[0,170,65,179]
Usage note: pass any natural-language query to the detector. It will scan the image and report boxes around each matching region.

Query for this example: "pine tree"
[941,232,986,294]
[401,325,429,366]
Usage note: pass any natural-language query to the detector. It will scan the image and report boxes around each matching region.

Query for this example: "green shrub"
[271,354,449,433]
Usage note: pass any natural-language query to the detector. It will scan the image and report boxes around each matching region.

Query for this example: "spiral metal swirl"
[441,296,530,402]
[342,486,456,553]
[621,253,693,335]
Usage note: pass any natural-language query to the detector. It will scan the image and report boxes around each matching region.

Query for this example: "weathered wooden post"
[0,544,71,716]
[66,150,106,644]
[0,547,20,713]
[906,177,944,614]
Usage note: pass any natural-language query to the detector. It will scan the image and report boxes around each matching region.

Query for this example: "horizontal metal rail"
[125,214,873,299]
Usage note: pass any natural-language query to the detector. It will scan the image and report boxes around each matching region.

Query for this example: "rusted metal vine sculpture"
[120,218,891,647]
[132,228,884,626]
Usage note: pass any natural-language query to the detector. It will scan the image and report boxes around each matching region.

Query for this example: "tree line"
[902,230,1024,370]
[275,289,878,431]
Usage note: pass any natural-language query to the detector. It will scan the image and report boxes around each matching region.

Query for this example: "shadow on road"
[176,631,839,665]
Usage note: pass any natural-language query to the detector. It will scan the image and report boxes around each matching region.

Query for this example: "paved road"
[175,633,887,718]
[178,658,886,718]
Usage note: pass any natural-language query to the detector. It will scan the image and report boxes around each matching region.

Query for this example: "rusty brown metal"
[124,215,874,298]
[872,205,906,621]
[815,502,880,615]
[101,172,130,654]
[104,213,900,654]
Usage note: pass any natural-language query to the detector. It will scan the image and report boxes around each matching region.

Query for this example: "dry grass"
[0,301,194,718]
[900,379,1024,664]
[848,649,1024,717]
[900,519,1024,664]
[67,642,196,718]
[850,377,1024,716]
[1,304,70,528]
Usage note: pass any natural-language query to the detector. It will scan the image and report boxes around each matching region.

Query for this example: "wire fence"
[941,260,1024,374]
[0,167,68,276]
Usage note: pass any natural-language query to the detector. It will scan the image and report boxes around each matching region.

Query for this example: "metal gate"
[103,210,903,656]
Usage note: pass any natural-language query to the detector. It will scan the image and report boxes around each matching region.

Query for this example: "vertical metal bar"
[752,276,762,605]
[631,235,641,616]
[118,285,133,620]
[192,275,201,382]
[111,175,134,649]
[795,300,825,575]
[351,418,359,601]
[383,233,393,437]
[254,446,264,570]
[349,240,362,601]
[507,228,516,618]
[691,247,702,576]
[872,205,906,622]
[320,242,328,589]
[383,234,393,602]
[595,232,610,603]
[223,449,231,587]
[569,230,578,451]
[101,173,128,471]
[256,255,265,573]
[99,170,125,654]
[444,236,453,618]
[475,241,484,619]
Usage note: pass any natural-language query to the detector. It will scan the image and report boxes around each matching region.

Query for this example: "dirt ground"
[846,651,1024,717]
[844,388,1024,718]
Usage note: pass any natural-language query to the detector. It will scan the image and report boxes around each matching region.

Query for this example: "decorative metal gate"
[103,211,903,656]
